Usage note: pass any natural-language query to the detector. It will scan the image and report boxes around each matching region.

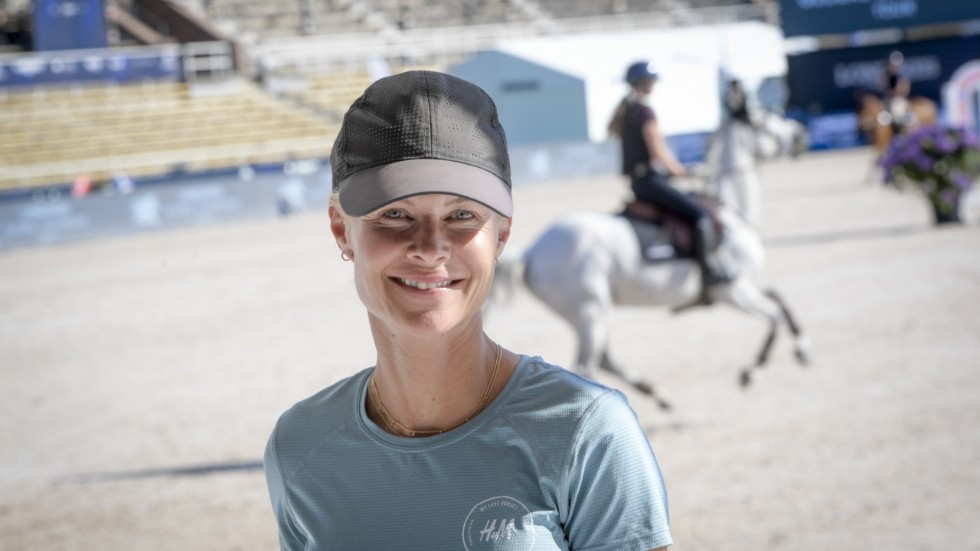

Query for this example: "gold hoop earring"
[341,250,352,262]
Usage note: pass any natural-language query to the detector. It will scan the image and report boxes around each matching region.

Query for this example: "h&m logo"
[463,496,536,550]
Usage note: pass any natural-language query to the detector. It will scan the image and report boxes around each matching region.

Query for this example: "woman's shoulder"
[625,100,655,118]
[510,356,632,421]
[517,355,604,387]
[269,368,371,451]
[501,357,642,466]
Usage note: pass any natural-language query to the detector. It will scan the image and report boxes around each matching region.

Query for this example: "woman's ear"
[329,204,350,253]
[495,217,512,257]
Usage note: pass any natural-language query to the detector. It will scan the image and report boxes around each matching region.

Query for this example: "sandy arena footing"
[1,147,978,550]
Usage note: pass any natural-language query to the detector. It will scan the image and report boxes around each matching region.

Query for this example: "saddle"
[618,195,725,262]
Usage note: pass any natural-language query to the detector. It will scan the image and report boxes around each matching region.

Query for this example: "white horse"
[494,111,808,409]
[492,203,810,409]
[753,110,809,161]
[704,110,809,228]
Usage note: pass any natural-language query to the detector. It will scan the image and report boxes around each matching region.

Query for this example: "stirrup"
[672,281,717,313]
[672,268,731,314]
[697,280,719,306]
[694,290,715,308]
[702,270,732,288]
[694,270,732,307]
[673,291,713,313]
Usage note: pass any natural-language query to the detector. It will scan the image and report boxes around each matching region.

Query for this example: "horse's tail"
[486,247,527,317]
[790,119,810,158]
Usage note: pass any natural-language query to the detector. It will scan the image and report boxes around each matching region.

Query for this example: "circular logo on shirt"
[462,496,536,550]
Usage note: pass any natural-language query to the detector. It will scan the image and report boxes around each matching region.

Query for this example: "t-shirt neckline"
[356,354,530,449]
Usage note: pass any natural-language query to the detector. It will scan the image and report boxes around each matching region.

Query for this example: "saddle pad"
[619,214,693,262]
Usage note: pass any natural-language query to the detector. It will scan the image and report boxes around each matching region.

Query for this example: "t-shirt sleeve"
[642,104,656,124]
[561,390,672,551]
[264,424,308,551]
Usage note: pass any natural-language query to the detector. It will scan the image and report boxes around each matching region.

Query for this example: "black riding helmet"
[625,61,659,85]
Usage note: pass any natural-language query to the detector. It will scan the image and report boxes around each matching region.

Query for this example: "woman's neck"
[365,325,513,436]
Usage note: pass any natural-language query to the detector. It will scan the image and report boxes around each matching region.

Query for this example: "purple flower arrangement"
[879,124,980,218]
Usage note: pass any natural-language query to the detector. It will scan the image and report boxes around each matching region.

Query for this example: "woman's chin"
[393,309,482,340]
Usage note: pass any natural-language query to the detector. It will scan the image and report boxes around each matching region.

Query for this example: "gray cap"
[331,70,513,217]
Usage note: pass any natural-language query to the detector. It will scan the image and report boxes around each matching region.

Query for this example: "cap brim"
[337,159,513,217]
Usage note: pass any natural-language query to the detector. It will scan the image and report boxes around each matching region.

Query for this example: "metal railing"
[0,137,329,191]
[182,40,235,81]
[0,40,235,89]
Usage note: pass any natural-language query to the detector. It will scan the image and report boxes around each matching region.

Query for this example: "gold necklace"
[368,343,502,437]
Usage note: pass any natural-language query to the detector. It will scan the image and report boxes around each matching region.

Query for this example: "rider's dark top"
[620,99,656,176]
[882,67,906,99]
[886,72,900,93]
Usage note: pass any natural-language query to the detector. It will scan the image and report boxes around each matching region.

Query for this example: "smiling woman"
[263,70,673,550]
[333,193,508,341]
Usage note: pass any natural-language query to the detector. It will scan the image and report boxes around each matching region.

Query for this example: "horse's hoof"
[632,381,671,411]
[739,370,752,388]
[633,380,654,396]
[795,349,810,366]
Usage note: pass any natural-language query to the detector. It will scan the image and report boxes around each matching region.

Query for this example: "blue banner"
[786,35,980,115]
[802,112,864,150]
[34,0,108,51]
[779,0,980,38]
[0,46,180,87]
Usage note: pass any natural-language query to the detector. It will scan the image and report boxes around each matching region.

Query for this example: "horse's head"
[753,111,809,160]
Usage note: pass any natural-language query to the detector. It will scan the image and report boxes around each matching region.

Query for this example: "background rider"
[608,60,731,296]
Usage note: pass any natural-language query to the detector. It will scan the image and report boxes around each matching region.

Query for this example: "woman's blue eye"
[383,209,406,219]
[453,210,475,220]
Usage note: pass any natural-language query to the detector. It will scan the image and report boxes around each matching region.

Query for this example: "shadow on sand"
[764,223,931,248]
[66,460,264,482]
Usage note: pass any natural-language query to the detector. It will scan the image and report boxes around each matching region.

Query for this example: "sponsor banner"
[786,35,980,114]
[508,134,711,185]
[668,133,714,166]
[942,60,980,133]
[779,0,980,38]
[0,165,332,251]
[0,46,181,87]
[804,112,864,150]
[33,0,108,51]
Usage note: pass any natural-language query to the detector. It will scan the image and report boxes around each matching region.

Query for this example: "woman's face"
[330,193,511,340]
[635,77,655,95]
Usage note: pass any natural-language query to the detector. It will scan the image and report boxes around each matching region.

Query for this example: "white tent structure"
[451,21,788,145]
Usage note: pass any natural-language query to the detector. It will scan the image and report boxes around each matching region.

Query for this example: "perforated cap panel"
[331,71,512,216]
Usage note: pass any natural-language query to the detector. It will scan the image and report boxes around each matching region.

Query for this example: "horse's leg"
[717,279,783,387]
[569,301,608,380]
[875,122,893,159]
[599,349,671,410]
[864,154,882,185]
[560,294,665,404]
[732,169,761,228]
[864,121,894,185]
[763,288,810,366]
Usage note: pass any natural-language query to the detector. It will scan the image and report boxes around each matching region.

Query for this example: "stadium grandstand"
[0,0,770,197]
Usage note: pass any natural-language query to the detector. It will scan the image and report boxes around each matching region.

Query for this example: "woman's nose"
[410,219,450,264]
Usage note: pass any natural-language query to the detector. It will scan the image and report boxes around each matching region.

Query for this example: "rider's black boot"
[694,218,731,303]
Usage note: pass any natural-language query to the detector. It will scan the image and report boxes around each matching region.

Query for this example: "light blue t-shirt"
[265,355,672,550]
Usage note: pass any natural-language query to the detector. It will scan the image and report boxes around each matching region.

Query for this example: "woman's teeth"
[398,278,452,290]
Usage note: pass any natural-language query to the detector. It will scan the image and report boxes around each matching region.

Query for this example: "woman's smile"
[394,277,459,291]
[331,193,509,337]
